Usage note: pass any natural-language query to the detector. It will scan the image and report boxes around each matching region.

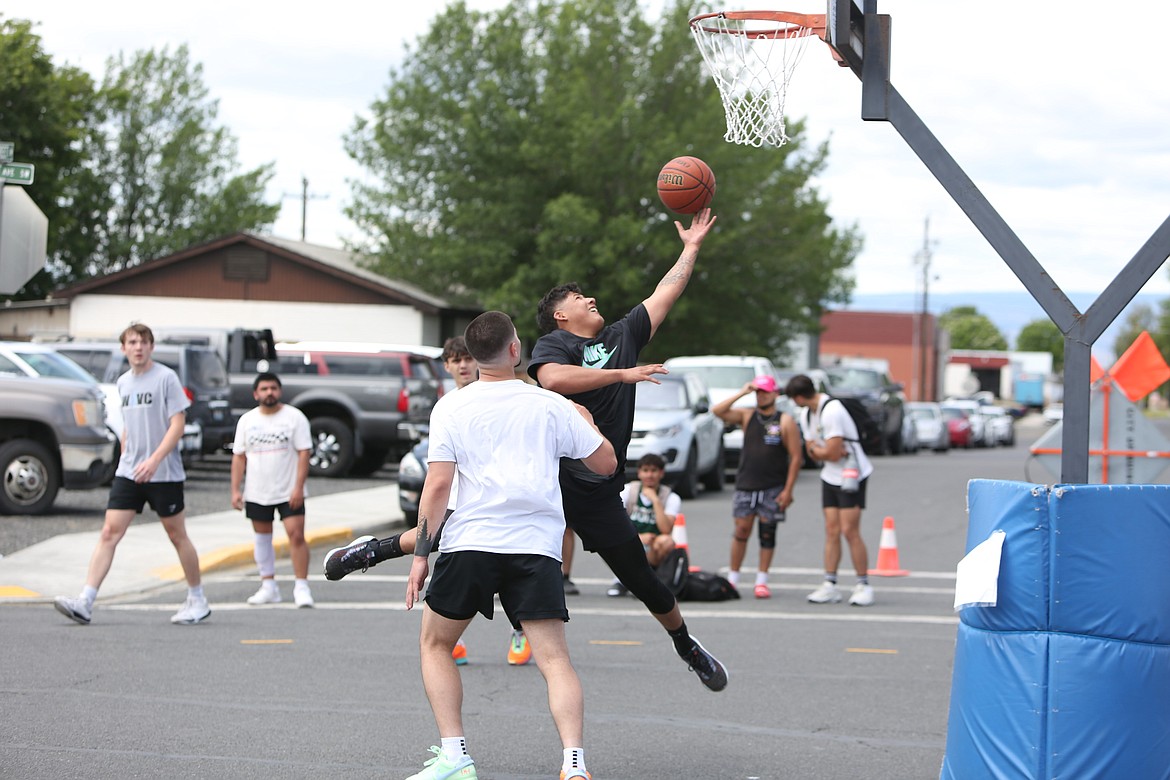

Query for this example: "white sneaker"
[293,582,314,608]
[807,581,842,604]
[246,583,282,605]
[849,583,875,607]
[171,595,211,624]
[54,595,93,624]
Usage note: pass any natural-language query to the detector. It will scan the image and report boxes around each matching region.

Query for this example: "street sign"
[0,162,34,185]
[0,142,13,163]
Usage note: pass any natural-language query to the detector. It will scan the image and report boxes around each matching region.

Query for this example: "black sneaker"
[324,535,379,581]
[683,637,728,692]
[562,574,580,596]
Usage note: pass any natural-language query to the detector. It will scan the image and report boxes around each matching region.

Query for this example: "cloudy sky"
[8,1,1170,309]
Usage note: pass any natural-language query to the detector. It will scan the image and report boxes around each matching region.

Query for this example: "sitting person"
[608,453,680,597]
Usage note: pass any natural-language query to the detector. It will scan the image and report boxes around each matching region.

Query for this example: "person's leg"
[84,508,136,590]
[727,515,753,588]
[521,618,584,749]
[159,510,202,587]
[419,605,473,736]
[282,513,309,579]
[645,534,675,568]
[839,507,868,576]
[822,505,843,577]
[250,518,276,581]
[561,529,578,594]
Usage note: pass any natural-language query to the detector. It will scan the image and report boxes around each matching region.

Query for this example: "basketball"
[657,156,716,214]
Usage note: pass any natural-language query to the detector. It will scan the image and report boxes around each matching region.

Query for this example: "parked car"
[397,437,428,528]
[662,355,779,477]
[0,374,116,514]
[944,398,988,447]
[824,365,906,454]
[900,411,920,453]
[979,405,1016,447]
[626,372,724,499]
[905,401,950,452]
[46,341,235,458]
[940,404,974,448]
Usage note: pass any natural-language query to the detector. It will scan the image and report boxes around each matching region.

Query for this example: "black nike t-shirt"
[528,303,651,483]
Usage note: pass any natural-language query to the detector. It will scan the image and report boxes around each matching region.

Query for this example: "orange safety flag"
[1108,331,1170,402]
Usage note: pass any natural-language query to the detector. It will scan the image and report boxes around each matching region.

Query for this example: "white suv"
[663,354,780,476]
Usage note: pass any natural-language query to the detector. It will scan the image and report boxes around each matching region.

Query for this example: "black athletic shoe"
[683,637,728,692]
[324,535,379,581]
[562,574,580,596]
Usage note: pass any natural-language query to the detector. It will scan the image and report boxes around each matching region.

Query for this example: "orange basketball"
[656,156,716,214]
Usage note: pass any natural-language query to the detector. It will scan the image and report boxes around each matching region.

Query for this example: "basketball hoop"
[690,11,830,148]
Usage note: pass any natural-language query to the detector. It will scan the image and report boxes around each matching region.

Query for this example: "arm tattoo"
[657,249,696,288]
[414,515,434,557]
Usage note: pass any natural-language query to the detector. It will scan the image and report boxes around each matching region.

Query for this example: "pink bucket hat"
[753,375,778,393]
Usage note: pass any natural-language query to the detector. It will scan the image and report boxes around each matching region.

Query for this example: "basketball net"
[690,12,826,148]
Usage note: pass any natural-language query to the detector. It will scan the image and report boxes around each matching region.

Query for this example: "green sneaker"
[405,746,477,780]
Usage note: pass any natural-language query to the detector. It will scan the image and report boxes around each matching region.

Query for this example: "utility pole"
[913,217,936,401]
[282,177,328,242]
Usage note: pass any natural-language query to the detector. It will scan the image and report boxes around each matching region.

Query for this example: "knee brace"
[758,520,777,550]
[253,532,276,577]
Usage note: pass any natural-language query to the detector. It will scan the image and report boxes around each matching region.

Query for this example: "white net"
[691,13,821,148]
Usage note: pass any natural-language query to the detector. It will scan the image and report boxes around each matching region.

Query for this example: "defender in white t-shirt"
[231,372,313,608]
[403,311,615,780]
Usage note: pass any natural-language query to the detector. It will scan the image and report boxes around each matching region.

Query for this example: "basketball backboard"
[826,0,866,75]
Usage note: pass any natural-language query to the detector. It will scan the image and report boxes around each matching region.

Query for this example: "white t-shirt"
[801,396,875,486]
[427,379,604,560]
[116,362,191,483]
[232,404,312,505]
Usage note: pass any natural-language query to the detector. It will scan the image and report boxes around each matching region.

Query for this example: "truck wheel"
[308,417,355,478]
[0,439,61,515]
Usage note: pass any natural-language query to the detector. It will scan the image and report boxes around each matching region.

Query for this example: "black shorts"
[560,471,639,551]
[107,477,185,517]
[245,501,303,522]
[822,477,868,510]
[424,551,567,630]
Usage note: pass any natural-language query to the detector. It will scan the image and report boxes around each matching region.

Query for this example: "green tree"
[1016,318,1064,372]
[87,44,279,273]
[344,0,858,359]
[939,305,1007,351]
[1113,303,1155,361]
[0,17,103,298]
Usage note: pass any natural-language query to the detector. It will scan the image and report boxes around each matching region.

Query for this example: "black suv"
[823,365,906,455]
[46,342,236,457]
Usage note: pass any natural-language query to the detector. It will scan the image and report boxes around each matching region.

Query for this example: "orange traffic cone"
[869,516,909,577]
[671,513,701,572]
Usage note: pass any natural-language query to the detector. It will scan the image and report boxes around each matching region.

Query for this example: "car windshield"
[635,380,688,410]
[187,351,229,388]
[15,350,97,385]
[672,365,754,390]
[826,367,882,391]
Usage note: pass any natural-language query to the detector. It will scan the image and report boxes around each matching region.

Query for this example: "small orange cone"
[869,516,909,577]
[671,513,701,572]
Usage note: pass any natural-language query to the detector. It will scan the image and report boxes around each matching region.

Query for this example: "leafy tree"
[87,44,279,273]
[344,0,858,359]
[939,305,1007,351]
[1113,303,1156,361]
[0,17,102,298]
[1016,317,1064,372]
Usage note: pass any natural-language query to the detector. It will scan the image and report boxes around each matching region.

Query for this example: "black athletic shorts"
[424,550,567,630]
[560,471,639,551]
[821,477,868,510]
[245,501,303,522]
[107,477,185,517]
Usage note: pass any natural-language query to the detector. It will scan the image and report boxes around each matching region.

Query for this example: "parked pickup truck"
[155,329,442,478]
[0,375,117,515]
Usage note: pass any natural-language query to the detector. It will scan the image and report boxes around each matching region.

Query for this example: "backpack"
[655,548,690,597]
[680,570,741,602]
[829,396,883,455]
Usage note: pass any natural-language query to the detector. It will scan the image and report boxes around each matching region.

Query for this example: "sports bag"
[829,396,883,455]
[655,548,690,596]
[680,570,741,602]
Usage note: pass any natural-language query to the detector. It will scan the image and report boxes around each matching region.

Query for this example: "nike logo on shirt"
[581,344,614,369]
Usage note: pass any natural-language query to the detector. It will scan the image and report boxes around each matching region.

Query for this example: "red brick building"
[819,309,944,402]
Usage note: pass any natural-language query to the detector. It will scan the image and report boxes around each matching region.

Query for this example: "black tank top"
[735,409,790,491]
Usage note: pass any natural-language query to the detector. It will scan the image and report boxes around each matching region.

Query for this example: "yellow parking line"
[0,586,40,598]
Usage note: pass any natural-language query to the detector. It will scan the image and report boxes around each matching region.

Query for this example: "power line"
[282,176,328,242]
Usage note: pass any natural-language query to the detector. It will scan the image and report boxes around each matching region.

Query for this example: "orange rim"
[690,10,827,41]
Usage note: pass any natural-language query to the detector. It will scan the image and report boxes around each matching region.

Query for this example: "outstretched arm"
[406,460,455,609]
[642,208,717,338]
[536,361,668,395]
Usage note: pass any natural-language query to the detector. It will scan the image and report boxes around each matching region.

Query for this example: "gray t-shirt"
[115,361,191,482]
